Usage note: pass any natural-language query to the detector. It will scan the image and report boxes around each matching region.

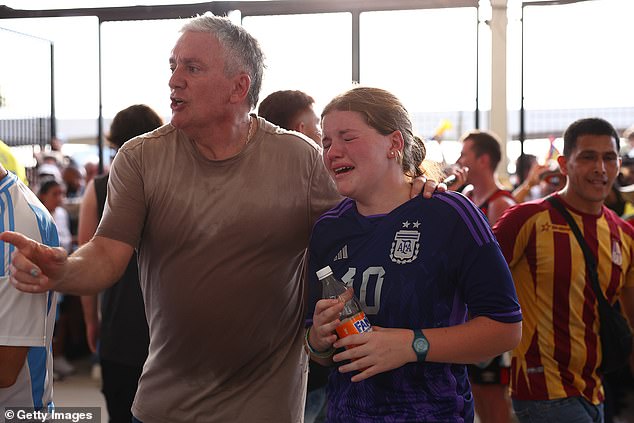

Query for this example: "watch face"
[414,337,428,353]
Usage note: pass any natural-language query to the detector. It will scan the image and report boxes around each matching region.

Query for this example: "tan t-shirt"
[96,117,340,423]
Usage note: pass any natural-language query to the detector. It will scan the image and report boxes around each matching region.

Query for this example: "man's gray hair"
[182,12,265,109]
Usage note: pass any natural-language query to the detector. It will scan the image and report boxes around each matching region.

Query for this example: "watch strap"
[412,329,429,362]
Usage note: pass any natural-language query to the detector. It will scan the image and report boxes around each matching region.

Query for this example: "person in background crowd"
[258,89,322,146]
[37,178,71,256]
[79,104,160,423]
[454,129,517,423]
[456,130,516,224]
[84,161,99,185]
[512,154,549,203]
[62,163,85,199]
[617,156,634,222]
[622,124,634,159]
[37,162,62,182]
[258,89,328,423]
[36,177,76,380]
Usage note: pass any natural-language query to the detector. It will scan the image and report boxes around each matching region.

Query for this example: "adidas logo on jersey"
[334,245,348,261]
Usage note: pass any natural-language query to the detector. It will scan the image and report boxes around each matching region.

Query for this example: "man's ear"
[294,121,306,133]
[478,154,491,170]
[229,73,251,104]
[557,154,568,176]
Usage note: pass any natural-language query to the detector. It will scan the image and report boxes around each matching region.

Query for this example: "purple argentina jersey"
[307,191,522,423]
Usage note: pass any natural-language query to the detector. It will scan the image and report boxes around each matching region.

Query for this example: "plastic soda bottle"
[316,265,372,342]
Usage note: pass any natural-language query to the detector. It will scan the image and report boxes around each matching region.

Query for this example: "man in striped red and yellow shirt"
[493,117,634,422]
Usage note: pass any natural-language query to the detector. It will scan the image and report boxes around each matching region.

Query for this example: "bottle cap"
[316,266,333,280]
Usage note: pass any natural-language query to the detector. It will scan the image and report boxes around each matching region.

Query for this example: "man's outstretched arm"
[1,232,133,296]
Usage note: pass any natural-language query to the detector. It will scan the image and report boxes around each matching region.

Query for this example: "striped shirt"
[493,193,634,404]
[308,192,521,422]
[466,189,516,220]
[0,171,59,410]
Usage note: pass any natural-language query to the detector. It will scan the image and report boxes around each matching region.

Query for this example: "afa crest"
[390,229,421,264]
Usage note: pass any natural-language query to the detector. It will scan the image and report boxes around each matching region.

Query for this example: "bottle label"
[336,312,372,339]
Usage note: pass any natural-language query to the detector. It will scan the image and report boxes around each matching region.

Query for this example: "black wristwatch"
[412,329,429,362]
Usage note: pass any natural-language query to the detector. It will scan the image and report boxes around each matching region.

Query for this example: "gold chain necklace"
[245,116,254,146]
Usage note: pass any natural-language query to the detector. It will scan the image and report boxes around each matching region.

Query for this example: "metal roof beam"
[1,0,478,21]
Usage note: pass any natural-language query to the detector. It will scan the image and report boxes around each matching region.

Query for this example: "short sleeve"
[96,142,146,248]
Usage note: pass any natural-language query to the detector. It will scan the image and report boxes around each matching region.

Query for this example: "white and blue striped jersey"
[0,171,58,410]
[307,191,522,423]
